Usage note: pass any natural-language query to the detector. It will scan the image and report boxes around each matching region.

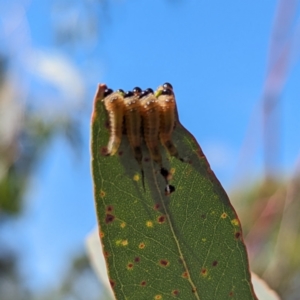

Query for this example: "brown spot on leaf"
[134,257,140,263]
[141,281,146,286]
[109,279,115,289]
[100,190,106,198]
[235,232,241,239]
[158,215,166,224]
[127,263,133,270]
[229,291,234,296]
[105,214,115,224]
[182,272,188,278]
[104,251,110,257]
[106,205,113,212]
[201,214,206,219]
[154,203,160,210]
[118,150,123,156]
[201,268,207,276]
[212,260,218,267]
[139,242,145,249]
[172,290,179,296]
[99,231,104,238]
[105,120,110,129]
[192,287,197,293]
[155,295,162,300]
[159,259,169,267]
[100,146,109,156]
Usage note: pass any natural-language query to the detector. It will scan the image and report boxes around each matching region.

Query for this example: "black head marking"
[139,88,154,99]
[161,89,173,96]
[163,82,173,90]
[104,88,113,97]
[133,87,142,94]
[124,91,134,98]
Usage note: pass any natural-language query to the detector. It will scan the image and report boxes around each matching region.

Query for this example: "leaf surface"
[91,84,257,300]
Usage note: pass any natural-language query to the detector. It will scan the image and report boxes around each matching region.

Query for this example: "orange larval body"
[139,89,162,166]
[155,84,178,158]
[102,90,125,155]
[123,88,143,163]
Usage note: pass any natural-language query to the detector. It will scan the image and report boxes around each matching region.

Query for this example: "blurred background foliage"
[0,0,300,299]
[0,0,107,299]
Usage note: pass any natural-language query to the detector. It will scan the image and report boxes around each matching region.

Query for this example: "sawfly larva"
[102,88,125,156]
[124,87,145,189]
[155,83,178,158]
[123,87,143,163]
[139,88,162,166]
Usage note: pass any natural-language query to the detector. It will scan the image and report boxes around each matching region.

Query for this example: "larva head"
[155,87,173,97]
[103,89,125,112]
[139,88,158,112]
[155,82,173,97]
[156,88,175,110]
[139,88,154,99]
[104,88,113,97]
[124,91,134,98]
[161,89,173,96]
[163,82,173,91]
[133,87,142,96]
[123,89,141,109]
[116,89,125,96]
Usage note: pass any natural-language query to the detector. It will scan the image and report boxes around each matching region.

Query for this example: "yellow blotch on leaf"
[154,295,162,300]
[139,242,146,249]
[133,174,140,181]
[231,219,239,226]
[170,168,175,175]
[121,240,128,246]
[221,212,227,219]
[146,221,153,227]
[116,239,128,246]
[120,222,126,228]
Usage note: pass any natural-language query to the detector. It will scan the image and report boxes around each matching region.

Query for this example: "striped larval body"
[123,89,142,163]
[102,90,125,156]
[155,85,178,158]
[139,90,162,166]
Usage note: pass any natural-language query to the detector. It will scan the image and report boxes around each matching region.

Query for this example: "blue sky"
[1,0,300,293]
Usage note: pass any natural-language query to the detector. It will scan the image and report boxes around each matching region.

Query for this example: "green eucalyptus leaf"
[91,84,257,300]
